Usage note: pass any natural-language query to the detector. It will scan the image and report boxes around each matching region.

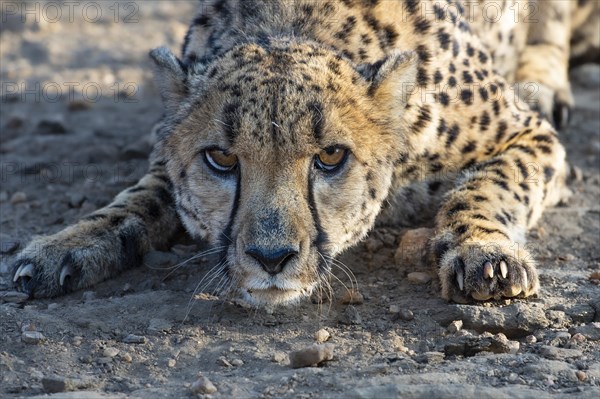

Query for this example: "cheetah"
[12,0,599,305]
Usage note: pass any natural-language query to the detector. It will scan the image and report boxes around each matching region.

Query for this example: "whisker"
[182,260,226,323]
[220,232,234,244]
[318,252,349,290]
[318,251,353,305]
[325,255,358,291]
[159,246,227,281]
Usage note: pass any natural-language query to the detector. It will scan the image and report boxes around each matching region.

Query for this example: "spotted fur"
[12,0,596,305]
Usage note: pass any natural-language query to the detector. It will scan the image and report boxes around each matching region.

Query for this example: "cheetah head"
[151,41,417,306]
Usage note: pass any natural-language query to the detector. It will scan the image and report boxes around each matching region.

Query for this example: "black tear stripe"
[307,172,329,274]
[219,170,241,261]
[219,169,242,247]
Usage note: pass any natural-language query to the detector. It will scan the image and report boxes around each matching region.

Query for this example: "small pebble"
[21,331,45,344]
[168,359,176,368]
[389,304,400,314]
[231,359,244,366]
[35,117,67,135]
[68,99,92,111]
[525,335,537,344]
[119,352,132,363]
[339,305,362,325]
[569,333,586,343]
[407,272,432,284]
[218,357,232,367]
[72,336,82,346]
[341,289,364,305]
[576,371,587,382]
[315,329,330,343]
[123,334,147,344]
[447,320,463,333]
[289,343,334,368]
[47,303,60,310]
[10,192,27,204]
[190,376,217,394]
[271,352,287,363]
[394,309,414,321]
[103,347,119,358]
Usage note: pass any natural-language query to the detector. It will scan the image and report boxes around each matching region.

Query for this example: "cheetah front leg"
[11,159,182,298]
[431,117,568,303]
[515,1,573,129]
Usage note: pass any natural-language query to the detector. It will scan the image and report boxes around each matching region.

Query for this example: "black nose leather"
[245,246,298,275]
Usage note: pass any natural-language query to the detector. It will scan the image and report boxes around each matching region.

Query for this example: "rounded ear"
[356,51,419,109]
[149,47,189,113]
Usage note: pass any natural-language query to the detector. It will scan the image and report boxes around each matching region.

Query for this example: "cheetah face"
[151,42,417,306]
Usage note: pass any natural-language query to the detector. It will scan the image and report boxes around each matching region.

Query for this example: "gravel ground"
[1,2,599,398]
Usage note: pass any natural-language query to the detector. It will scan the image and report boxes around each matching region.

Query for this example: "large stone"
[41,375,93,393]
[569,323,600,341]
[394,228,433,268]
[22,331,45,344]
[439,303,549,338]
[0,291,29,304]
[560,303,596,324]
[289,343,334,368]
[445,333,519,357]
[539,345,583,360]
[339,305,362,325]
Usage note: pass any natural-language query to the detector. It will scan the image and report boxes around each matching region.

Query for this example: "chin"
[238,283,316,307]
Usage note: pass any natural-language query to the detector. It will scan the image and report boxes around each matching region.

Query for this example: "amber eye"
[315,146,349,172]
[204,148,238,173]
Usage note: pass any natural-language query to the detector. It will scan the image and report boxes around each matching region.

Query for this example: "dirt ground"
[1,2,599,398]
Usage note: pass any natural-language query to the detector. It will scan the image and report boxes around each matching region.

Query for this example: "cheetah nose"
[245,246,298,275]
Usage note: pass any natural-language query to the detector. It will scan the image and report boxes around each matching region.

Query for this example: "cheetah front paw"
[437,241,539,303]
[12,220,146,298]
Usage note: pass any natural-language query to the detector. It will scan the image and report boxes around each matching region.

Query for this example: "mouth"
[239,284,316,307]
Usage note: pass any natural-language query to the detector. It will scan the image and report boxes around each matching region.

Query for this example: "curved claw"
[456,269,464,291]
[13,264,34,282]
[483,261,494,279]
[553,101,571,130]
[521,269,528,294]
[59,265,72,286]
[499,261,508,279]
